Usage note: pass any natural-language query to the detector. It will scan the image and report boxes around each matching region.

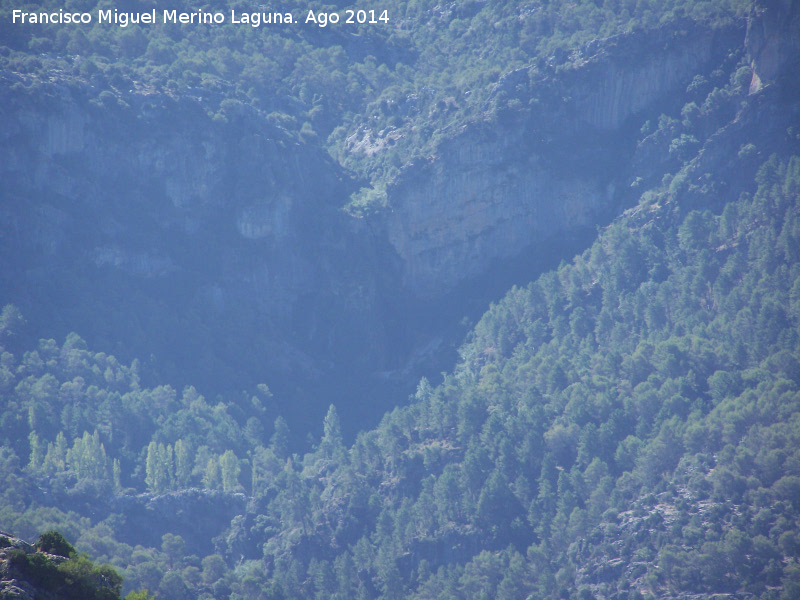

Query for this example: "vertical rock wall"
[382,23,745,298]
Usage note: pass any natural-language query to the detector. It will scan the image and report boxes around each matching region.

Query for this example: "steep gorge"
[2,3,800,597]
[0,15,766,435]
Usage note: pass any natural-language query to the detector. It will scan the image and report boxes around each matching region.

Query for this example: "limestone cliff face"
[565,24,741,131]
[384,124,605,297]
[381,23,744,298]
[746,0,800,93]
[0,78,391,406]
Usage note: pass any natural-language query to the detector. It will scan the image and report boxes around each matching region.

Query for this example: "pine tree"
[220,450,240,492]
[203,456,221,490]
[145,441,172,493]
[27,431,44,474]
[174,439,191,488]
[320,405,344,461]
[270,416,290,460]
[42,432,68,476]
[163,443,175,490]
[113,458,122,493]
[66,431,109,481]
[145,441,158,492]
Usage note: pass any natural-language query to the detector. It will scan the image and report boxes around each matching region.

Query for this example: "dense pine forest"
[2,0,800,599]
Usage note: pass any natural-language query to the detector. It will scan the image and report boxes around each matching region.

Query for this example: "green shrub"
[36,530,76,558]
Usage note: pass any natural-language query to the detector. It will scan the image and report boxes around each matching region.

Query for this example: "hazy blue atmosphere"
[1,0,800,599]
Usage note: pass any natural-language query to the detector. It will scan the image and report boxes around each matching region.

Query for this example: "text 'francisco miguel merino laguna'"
[12,8,389,27]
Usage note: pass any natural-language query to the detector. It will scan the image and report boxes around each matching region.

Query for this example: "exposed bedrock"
[381,23,745,297]
[746,0,800,93]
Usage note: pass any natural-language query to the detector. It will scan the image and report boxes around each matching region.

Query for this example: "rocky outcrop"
[746,0,800,93]
[384,123,607,296]
[112,489,247,550]
[564,23,742,131]
[0,532,121,600]
[0,534,38,600]
[382,23,745,297]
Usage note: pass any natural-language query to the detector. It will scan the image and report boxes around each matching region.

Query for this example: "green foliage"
[67,431,110,482]
[346,184,388,217]
[219,450,241,492]
[0,305,25,339]
[145,441,173,494]
[179,151,798,599]
[124,590,155,600]
[0,0,751,205]
[5,536,123,600]
[36,529,76,557]
[1,3,798,599]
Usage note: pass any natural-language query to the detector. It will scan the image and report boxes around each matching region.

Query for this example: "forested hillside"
[2,0,800,599]
[3,95,800,600]
[2,154,800,597]
[0,0,756,431]
[0,0,750,186]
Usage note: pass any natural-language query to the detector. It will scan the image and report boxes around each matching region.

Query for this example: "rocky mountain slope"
[0,1,799,599]
[0,4,768,434]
